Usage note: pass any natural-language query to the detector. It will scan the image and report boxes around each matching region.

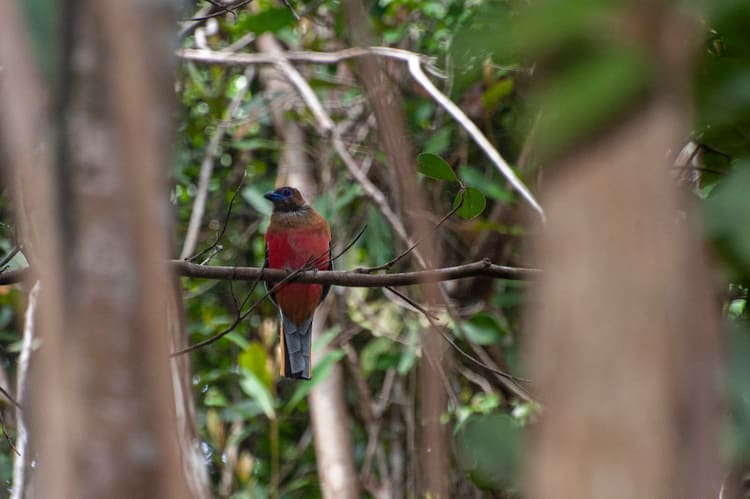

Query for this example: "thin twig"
[277,426,313,484]
[10,281,39,499]
[0,245,21,272]
[384,286,440,321]
[180,67,254,260]
[343,344,385,491]
[329,224,367,265]
[186,0,252,22]
[178,4,211,40]
[356,189,464,273]
[186,173,246,263]
[0,413,17,458]
[170,267,266,356]
[280,0,300,20]
[386,284,531,390]
[0,386,20,411]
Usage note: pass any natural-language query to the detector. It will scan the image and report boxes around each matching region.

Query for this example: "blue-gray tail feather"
[281,314,313,380]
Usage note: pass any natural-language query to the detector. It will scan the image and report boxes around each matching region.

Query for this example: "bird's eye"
[281,188,292,197]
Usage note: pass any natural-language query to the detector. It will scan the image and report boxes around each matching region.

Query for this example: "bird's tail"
[279,314,313,380]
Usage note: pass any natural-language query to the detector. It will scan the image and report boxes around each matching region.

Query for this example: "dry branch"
[177,46,545,221]
[172,259,537,285]
[1,260,537,287]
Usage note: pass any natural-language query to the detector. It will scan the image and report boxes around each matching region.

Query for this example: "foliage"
[0,0,749,496]
[171,0,534,494]
[697,0,750,472]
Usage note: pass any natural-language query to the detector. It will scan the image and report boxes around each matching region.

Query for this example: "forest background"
[0,0,749,498]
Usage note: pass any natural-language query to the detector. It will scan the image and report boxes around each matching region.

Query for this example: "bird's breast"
[265,223,331,325]
[265,226,330,270]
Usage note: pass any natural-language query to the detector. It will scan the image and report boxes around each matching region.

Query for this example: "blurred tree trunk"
[2,0,195,497]
[257,32,360,499]
[0,0,71,495]
[524,9,723,499]
[341,1,450,496]
[309,303,360,499]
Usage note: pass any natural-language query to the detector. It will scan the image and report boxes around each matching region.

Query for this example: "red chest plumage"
[265,227,330,270]
[265,223,330,326]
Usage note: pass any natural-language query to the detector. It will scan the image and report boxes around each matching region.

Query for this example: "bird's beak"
[264,191,281,202]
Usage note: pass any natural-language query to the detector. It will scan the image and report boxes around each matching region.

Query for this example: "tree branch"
[0,260,538,287]
[179,67,254,260]
[0,259,541,288]
[171,259,538,285]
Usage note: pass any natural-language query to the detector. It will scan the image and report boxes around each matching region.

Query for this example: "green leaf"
[233,138,280,152]
[239,369,276,420]
[224,331,250,351]
[230,8,296,36]
[423,127,453,155]
[312,325,342,352]
[456,413,524,490]
[364,206,394,263]
[238,342,272,391]
[703,162,750,276]
[360,337,395,376]
[727,322,750,462]
[458,165,514,203]
[397,345,417,375]
[481,78,514,111]
[204,387,228,407]
[417,152,459,181]
[460,313,506,345]
[453,188,486,219]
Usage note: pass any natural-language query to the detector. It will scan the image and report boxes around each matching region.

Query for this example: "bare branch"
[10,281,39,499]
[171,259,538,285]
[0,244,21,272]
[180,68,254,259]
[185,173,246,264]
[0,260,537,287]
[186,0,252,22]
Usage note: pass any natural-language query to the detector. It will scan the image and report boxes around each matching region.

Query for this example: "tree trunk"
[524,9,723,495]
[2,0,194,497]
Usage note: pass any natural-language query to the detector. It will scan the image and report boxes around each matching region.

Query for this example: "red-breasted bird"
[264,186,331,380]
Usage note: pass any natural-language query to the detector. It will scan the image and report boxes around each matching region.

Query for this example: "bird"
[264,186,331,380]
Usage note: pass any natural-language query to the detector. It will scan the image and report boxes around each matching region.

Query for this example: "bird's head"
[264,186,308,213]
